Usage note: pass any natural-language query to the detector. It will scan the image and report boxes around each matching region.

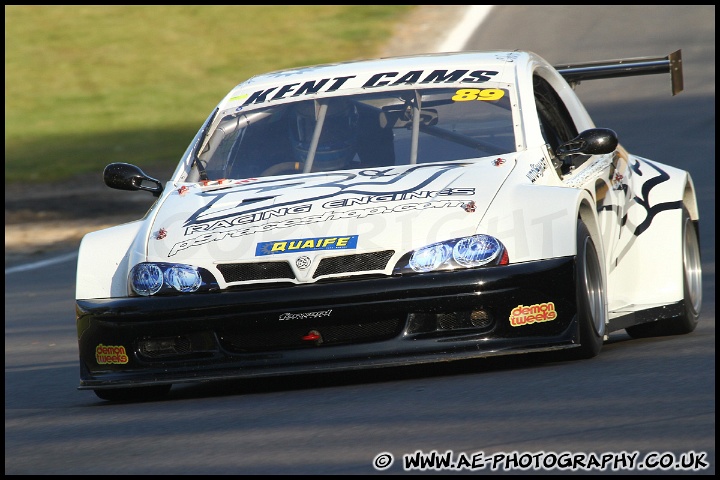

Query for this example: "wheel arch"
[577,195,609,332]
[575,188,606,272]
[682,174,700,222]
[76,222,143,300]
[577,198,603,259]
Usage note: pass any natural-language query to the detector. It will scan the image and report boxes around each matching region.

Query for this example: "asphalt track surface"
[5,6,715,474]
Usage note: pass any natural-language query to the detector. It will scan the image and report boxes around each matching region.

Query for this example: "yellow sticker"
[95,344,129,365]
[452,88,505,101]
[509,302,557,327]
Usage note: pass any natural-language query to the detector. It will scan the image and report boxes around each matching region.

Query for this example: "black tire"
[94,384,171,402]
[565,219,606,360]
[626,207,701,338]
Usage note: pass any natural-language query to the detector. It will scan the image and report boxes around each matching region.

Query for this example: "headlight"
[409,243,453,272]
[131,263,165,296]
[453,235,504,267]
[394,234,509,274]
[164,265,202,292]
[129,262,219,296]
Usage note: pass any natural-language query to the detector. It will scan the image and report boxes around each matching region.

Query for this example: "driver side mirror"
[103,162,163,197]
[556,128,618,160]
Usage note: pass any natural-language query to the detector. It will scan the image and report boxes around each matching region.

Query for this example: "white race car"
[76,50,702,401]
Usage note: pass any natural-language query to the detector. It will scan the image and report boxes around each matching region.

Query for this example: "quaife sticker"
[509,302,557,327]
[256,235,358,256]
[95,344,129,364]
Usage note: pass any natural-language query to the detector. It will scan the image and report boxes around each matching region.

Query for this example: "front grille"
[217,250,395,283]
[219,318,403,353]
[217,261,295,282]
[313,250,394,278]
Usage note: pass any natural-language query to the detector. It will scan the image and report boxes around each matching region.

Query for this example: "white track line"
[437,5,494,52]
[5,251,78,275]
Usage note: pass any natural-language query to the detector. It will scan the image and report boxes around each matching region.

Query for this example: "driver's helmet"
[289,99,359,171]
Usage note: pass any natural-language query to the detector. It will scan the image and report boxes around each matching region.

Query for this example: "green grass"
[5,5,416,183]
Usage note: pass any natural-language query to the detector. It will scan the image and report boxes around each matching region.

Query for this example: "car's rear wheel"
[625,207,701,338]
[565,219,606,360]
[94,384,171,402]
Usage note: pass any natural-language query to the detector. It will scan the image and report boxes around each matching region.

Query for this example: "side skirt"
[607,301,684,333]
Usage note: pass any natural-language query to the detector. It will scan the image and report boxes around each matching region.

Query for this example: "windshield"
[197,87,515,180]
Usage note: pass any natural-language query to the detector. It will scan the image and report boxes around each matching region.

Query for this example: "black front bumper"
[76,257,580,390]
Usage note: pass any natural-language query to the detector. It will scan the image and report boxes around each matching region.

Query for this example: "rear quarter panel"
[606,156,696,314]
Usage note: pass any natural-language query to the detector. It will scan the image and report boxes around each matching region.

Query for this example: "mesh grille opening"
[314,250,394,278]
[138,336,192,358]
[406,310,495,334]
[217,261,295,282]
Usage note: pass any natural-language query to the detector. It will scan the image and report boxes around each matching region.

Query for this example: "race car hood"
[146,156,517,267]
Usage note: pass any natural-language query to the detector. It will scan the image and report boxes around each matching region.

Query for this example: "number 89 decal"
[452,88,505,101]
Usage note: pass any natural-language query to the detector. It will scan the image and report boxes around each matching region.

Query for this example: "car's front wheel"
[94,384,171,402]
[626,206,701,338]
[565,219,607,360]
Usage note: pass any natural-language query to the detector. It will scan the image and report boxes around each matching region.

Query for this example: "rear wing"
[554,49,683,96]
